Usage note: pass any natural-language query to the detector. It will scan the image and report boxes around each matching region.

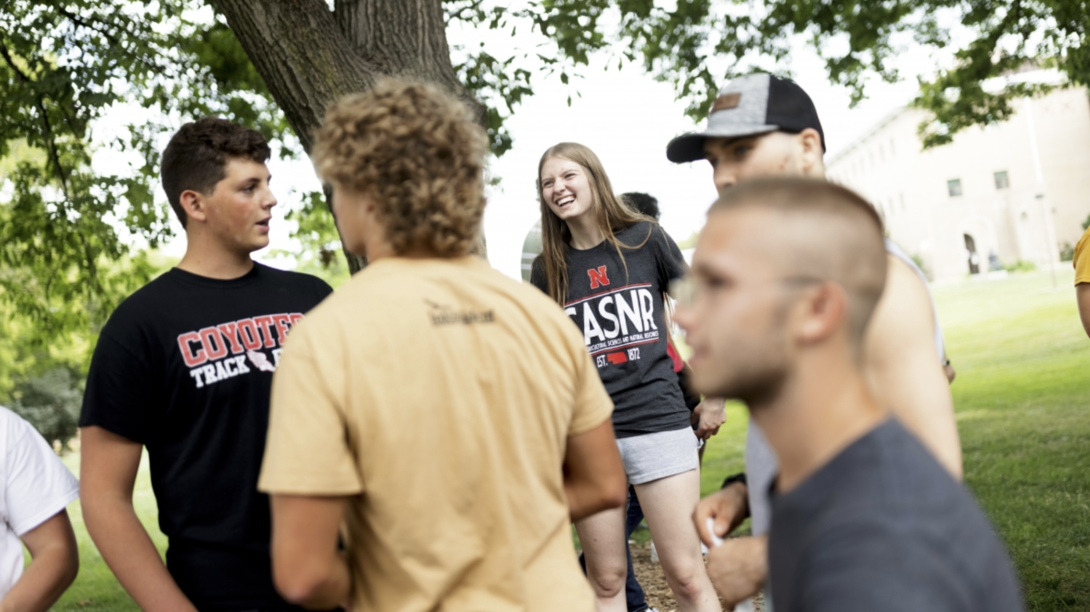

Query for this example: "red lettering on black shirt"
[587,265,610,289]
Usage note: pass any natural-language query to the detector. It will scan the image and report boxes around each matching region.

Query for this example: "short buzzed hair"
[710,177,887,344]
[161,117,271,229]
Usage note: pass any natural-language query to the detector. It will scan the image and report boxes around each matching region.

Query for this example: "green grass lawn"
[934,270,1090,610]
[36,269,1089,610]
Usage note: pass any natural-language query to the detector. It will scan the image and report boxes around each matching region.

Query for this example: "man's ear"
[179,189,207,224]
[798,128,825,177]
[795,282,846,345]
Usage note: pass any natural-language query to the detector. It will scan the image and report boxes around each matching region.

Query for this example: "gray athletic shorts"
[616,427,701,485]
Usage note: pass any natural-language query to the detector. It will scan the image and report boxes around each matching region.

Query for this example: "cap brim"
[666,125,779,163]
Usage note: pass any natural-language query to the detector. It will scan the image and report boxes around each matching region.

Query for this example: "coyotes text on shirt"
[176,312,304,388]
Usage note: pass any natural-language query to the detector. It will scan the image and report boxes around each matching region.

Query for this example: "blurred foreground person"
[0,407,79,611]
[80,118,333,611]
[675,178,1024,612]
[669,73,962,608]
[258,80,626,612]
[1073,225,1090,337]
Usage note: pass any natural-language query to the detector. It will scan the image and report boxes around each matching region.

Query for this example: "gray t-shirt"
[769,419,1024,612]
[531,221,690,438]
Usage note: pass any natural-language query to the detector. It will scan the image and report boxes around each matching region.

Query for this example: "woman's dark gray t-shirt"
[530,221,689,438]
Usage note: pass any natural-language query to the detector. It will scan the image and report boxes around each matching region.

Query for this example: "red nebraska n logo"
[588,266,610,289]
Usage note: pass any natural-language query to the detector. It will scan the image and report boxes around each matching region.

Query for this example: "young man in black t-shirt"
[674,178,1023,612]
[79,118,333,612]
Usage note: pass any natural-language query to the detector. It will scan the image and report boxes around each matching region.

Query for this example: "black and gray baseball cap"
[666,73,826,163]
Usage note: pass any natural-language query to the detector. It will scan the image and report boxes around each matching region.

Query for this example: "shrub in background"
[9,367,83,452]
[1060,242,1075,262]
[1004,260,1038,273]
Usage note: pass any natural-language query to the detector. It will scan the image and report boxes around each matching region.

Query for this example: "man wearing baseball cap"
[670,73,964,608]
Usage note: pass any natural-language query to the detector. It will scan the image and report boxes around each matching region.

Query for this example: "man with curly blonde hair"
[257,80,627,612]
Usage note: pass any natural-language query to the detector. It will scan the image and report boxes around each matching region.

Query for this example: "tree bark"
[209,0,484,273]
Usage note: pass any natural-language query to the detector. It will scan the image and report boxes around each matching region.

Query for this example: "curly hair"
[312,80,488,257]
[161,117,270,229]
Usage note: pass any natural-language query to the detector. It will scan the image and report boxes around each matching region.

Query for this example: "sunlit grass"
[934,270,1090,611]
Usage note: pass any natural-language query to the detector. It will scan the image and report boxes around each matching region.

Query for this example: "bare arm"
[563,419,627,521]
[705,535,767,608]
[0,510,78,612]
[79,426,197,612]
[269,496,351,609]
[865,256,963,479]
[1078,284,1090,338]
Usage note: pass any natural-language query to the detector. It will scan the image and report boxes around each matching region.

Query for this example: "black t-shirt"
[769,419,1024,612]
[531,221,689,438]
[80,263,333,611]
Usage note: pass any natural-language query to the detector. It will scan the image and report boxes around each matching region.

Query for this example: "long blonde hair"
[535,142,653,305]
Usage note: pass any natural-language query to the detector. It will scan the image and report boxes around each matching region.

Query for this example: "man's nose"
[713,166,737,192]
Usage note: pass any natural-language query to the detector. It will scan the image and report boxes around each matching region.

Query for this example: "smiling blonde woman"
[532,142,723,612]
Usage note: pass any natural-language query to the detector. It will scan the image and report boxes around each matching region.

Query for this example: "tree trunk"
[209,0,484,273]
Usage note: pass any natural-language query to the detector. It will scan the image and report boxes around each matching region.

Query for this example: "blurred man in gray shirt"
[674,177,1023,612]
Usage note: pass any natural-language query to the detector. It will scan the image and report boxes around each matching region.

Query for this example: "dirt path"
[630,541,764,612]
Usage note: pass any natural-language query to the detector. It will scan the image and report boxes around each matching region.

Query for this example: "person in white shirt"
[1,406,80,612]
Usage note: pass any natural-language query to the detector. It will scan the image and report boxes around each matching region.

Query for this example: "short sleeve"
[79,325,158,444]
[567,332,614,435]
[312,277,334,303]
[1074,227,1090,285]
[655,226,688,290]
[258,323,362,496]
[3,410,80,536]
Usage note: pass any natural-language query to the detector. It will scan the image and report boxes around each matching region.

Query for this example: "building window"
[947,179,963,197]
[994,170,1010,190]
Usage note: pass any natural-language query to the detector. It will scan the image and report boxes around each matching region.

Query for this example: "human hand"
[691,398,726,440]
[705,536,767,608]
[692,482,747,548]
[943,360,956,384]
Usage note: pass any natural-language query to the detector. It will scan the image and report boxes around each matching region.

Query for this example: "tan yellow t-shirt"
[259,256,612,612]
[1074,226,1090,285]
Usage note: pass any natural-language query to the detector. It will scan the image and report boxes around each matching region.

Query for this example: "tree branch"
[209,0,379,152]
[56,6,168,73]
[443,0,487,26]
[0,41,72,201]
